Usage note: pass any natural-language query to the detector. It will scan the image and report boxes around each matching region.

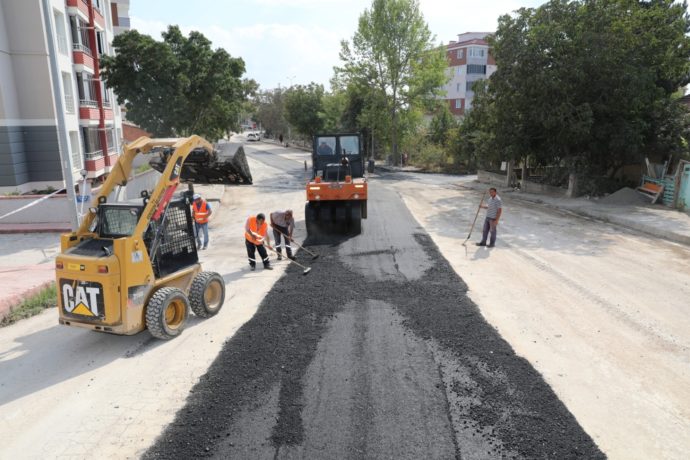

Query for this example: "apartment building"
[0,0,128,194]
[442,32,496,117]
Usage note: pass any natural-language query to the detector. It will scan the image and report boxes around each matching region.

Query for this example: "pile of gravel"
[599,187,650,205]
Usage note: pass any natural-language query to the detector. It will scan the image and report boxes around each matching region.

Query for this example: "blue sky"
[131,0,546,91]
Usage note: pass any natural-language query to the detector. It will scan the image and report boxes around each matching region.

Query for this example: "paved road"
[2,140,687,459]
[145,157,603,458]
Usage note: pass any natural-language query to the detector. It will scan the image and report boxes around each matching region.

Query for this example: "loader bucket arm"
[75,136,216,236]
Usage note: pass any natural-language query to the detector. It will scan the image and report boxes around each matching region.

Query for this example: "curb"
[0,280,54,323]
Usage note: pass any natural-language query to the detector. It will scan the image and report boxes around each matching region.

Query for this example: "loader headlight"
[309,186,321,190]
[315,195,321,200]
[353,194,359,199]
[354,185,365,189]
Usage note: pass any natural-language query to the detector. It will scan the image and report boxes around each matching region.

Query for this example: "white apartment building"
[442,32,497,117]
[0,0,129,193]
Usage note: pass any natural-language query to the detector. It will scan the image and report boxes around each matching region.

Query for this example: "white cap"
[193,193,201,200]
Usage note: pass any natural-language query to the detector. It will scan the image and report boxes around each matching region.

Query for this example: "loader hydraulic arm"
[76,136,214,236]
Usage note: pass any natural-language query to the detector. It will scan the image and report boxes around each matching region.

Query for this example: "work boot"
[277,253,283,261]
[250,265,256,271]
[264,265,273,270]
[287,254,295,261]
[476,242,486,246]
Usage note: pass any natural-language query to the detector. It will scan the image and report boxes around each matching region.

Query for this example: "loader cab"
[90,197,199,277]
[95,203,143,239]
[312,133,364,182]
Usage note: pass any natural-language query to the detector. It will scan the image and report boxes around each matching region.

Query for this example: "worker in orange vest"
[192,193,212,250]
[245,213,273,271]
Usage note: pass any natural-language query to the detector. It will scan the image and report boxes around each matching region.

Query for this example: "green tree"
[284,83,325,139]
[321,90,347,133]
[429,103,456,147]
[254,88,288,138]
[468,0,690,183]
[101,26,246,140]
[338,0,448,162]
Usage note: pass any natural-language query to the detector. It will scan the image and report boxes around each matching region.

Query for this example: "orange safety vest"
[245,216,268,245]
[192,200,210,224]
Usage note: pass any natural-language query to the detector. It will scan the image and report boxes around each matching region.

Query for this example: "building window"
[69,131,82,169]
[70,16,92,54]
[105,128,116,152]
[466,81,475,92]
[455,99,462,109]
[467,64,486,75]
[81,127,103,157]
[62,72,74,113]
[54,10,68,55]
[76,73,97,104]
[96,31,105,56]
[469,47,486,58]
[457,66,462,75]
[102,81,111,106]
[456,49,464,59]
[456,83,461,92]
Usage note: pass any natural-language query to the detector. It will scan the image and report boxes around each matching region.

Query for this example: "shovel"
[462,190,487,247]
[271,225,319,260]
[264,243,312,275]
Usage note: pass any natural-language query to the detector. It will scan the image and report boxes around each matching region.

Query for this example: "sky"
[130,0,546,91]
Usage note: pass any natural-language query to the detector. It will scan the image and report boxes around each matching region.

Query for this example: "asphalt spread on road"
[144,234,603,459]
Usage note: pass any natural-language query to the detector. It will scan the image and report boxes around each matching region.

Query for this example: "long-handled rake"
[462,190,487,248]
[264,244,312,275]
[271,225,319,260]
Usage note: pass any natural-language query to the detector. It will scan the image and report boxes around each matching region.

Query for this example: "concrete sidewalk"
[380,165,690,248]
[0,184,225,321]
[502,187,690,247]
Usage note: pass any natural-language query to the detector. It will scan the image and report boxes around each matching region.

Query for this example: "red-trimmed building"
[0,0,129,193]
[441,32,496,117]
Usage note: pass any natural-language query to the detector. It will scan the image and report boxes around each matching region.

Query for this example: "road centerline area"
[144,182,603,459]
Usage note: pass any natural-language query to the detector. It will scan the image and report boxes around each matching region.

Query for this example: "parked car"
[247,132,259,141]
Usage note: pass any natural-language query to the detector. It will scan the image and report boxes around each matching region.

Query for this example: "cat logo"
[169,157,183,181]
[60,279,104,317]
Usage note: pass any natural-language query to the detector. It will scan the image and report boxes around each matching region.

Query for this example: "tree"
[101,26,246,140]
[284,83,325,139]
[338,0,447,162]
[429,103,456,147]
[254,88,288,138]
[468,0,690,184]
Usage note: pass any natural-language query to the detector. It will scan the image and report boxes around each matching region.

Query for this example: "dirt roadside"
[390,176,690,459]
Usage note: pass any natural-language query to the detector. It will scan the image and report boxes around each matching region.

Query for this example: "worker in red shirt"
[192,193,212,250]
[245,213,273,271]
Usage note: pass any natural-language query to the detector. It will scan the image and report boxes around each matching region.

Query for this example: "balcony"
[72,44,95,72]
[104,149,120,171]
[94,7,105,29]
[85,149,104,160]
[66,0,90,20]
[79,100,100,120]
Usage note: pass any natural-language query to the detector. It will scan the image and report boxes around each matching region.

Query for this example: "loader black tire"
[189,271,225,318]
[145,287,189,340]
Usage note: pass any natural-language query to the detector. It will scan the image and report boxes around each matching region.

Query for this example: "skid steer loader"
[305,133,368,236]
[55,136,251,339]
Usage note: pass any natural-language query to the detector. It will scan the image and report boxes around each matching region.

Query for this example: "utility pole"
[41,0,79,229]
